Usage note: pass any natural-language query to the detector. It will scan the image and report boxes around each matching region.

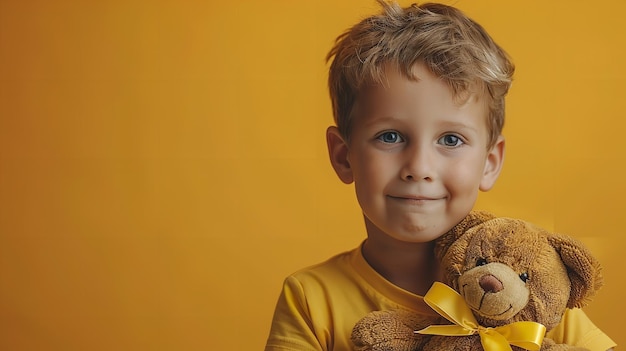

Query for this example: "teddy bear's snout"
[458,262,530,320]
[479,274,503,293]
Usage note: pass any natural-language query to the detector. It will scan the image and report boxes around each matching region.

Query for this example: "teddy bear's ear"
[435,211,496,261]
[547,233,603,308]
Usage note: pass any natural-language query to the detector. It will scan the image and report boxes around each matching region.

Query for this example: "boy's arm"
[545,308,616,351]
[264,276,325,351]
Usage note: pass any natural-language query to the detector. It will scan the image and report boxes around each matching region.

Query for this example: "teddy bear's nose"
[479,274,503,293]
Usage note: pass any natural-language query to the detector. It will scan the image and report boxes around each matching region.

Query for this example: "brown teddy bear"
[351,211,603,351]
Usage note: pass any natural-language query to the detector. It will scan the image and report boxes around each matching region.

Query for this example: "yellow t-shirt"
[264,244,616,351]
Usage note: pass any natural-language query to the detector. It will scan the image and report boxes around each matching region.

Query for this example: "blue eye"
[376,131,404,144]
[438,134,463,147]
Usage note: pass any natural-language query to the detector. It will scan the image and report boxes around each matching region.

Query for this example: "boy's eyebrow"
[438,121,480,133]
[362,115,397,127]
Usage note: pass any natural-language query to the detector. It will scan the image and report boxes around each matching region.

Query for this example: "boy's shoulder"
[546,308,616,350]
[288,246,360,281]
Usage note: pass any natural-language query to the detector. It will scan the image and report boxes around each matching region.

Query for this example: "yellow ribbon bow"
[415,282,546,351]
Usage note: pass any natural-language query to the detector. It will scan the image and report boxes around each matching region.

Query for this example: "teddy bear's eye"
[476,258,488,266]
[519,272,529,283]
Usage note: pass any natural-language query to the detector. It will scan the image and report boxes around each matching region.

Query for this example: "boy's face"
[327,63,504,243]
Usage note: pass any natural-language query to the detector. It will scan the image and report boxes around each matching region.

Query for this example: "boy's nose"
[400,145,435,182]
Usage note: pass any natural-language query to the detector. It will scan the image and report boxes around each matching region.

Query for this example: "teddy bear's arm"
[351,310,434,351]
[540,337,591,351]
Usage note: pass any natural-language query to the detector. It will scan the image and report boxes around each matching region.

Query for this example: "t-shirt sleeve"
[545,308,616,351]
[264,276,325,351]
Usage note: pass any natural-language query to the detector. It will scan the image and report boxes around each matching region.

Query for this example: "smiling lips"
[387,194,444,203]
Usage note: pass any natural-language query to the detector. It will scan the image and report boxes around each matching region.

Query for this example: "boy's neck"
[361,228,441,296]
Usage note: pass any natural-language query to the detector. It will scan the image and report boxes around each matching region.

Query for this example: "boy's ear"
[326,126,354,184]
[479,136,505,191]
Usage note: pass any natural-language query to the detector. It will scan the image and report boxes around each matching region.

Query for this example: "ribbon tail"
[479,329,513,351]
[416,324,475,336]
[494,322,546,351]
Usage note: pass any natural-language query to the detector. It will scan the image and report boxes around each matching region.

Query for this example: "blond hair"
[327,1,514,148]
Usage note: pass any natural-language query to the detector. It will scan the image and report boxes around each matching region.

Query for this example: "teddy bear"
[351,211,603,351]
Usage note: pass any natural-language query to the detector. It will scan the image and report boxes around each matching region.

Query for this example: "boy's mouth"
[387,194,443,202]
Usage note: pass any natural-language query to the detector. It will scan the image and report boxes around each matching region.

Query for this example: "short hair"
[327,1,514,148]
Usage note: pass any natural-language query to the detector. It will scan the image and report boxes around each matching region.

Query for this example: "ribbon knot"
[415,282,546,351]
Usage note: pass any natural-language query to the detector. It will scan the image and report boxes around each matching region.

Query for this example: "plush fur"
[351,211,603,351]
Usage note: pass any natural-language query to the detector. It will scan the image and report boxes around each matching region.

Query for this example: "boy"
[265,2,616,350]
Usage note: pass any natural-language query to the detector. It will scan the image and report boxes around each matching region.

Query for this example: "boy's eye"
[438,134,463,147]
[376,131,404,144]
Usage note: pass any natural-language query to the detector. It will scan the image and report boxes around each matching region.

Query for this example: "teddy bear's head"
[435,212,603,331]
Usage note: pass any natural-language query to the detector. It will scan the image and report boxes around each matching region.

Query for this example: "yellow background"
[1,0,623,349]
